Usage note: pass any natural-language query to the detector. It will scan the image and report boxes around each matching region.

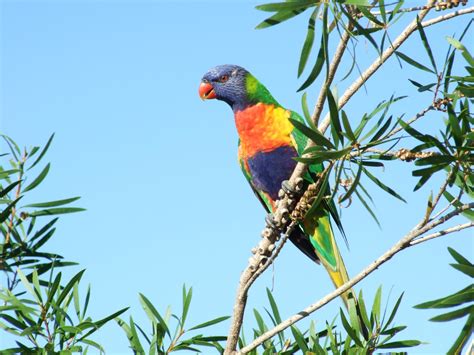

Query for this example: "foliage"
[237,287,421,354]
[415,248,474,354]
[116,286,229,354]
[0,135,127,353]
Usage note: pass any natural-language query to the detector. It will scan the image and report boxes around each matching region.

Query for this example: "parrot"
[199,64,356,308]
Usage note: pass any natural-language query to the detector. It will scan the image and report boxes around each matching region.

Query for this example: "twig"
[386,105,434,139]
[422,6,474,28]
[420,167,456,226]
[238,202,473,353]
[410,221,473,246]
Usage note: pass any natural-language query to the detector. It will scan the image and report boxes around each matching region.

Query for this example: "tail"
[302,214,355,308]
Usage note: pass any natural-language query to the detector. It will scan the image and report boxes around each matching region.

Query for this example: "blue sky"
[1,1,472,353]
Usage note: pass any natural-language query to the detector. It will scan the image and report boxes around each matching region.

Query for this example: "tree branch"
[410,221,473,246]
[238,202,474,353]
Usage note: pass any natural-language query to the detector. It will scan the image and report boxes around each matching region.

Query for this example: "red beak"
[199,82,216,100]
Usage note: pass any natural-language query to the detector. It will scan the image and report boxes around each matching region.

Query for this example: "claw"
[265,213,278,230]
[282,180,298,197]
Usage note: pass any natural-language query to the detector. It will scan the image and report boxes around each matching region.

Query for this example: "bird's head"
[199,65,251,111]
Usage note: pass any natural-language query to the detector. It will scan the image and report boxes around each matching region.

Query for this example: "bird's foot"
[280,179,303,198]
[265,213,280,232]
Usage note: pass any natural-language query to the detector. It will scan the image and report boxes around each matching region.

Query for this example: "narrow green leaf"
[339,160,362,203]
[372,286,382,323]
[256,0,318,12]
[23,163,50,193]
[57,270,86,307]
[395,51,434,73]
[0,197,22,224]
[298,36,325,91]
[378,340,422,348]
[182,285,192,326]
[363,168,406,202]
[29,207,86,217]
[266,288,282,324]
[29,134,55,170]
[138,293,170,336]
[448,313,473,354]
[301,92,317,131]
[448,247,473,266]
[298,7,319,77]
[341,110,355,142]
[188,316,230,331]
[446,37,474,67]
[340,309,363,346]
[383,292,404,331]
[0,181,20,199]
[355,189,380,227]
[291,326,309,353]
[327,88,344,145]
[255,8,307,29]
[23,196,81,208]
[290,118,334,149]
[416,16,437,73]
[450,264,474,278]
[430,305,473,322]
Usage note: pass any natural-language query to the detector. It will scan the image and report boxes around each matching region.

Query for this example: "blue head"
[199,64,251,111]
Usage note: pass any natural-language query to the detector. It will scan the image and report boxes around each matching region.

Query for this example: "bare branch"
[410,221,473,246]
[422,6,474,28]
[238,202,473,353]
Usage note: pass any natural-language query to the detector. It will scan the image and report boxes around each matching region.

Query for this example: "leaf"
[372,286,382,324]
[446,37,474,67]
[23,196,81,208]
[301,92,317,131]
[0,181,21,199]
[29,134,55,170]
[430,305,473,322]
[448,313,473,354]
[188,316,230,331]
[23,163,50,193]
[298,36,325,91]
[383,292,404,331]
[448,247,473,266]
[416,16,437,73]
[291,326,309,353]
[138,293,170,336]
[182,285,192,326]
[415,285,473,309]
[255,8,308,29]
[327,88,344,146]
[29,207,86,217]
[355,189,380,227]
[339,160,362,203]
[298,7,319,77]
[395,51,434,73]
[362,168,406,202]
[266,288,282,324]
[57,270,86,306]
[0,197,22,224]
[451,264,474,278]
[290,118,334,149]
[378,340,422,349]
[340,309,363,347]
[256,0,318,12]
[341,110,355,142]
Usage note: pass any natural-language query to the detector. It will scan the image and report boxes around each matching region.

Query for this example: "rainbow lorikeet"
[199,64,354,306]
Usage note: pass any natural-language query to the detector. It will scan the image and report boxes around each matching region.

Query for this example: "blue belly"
[247,145,298,200]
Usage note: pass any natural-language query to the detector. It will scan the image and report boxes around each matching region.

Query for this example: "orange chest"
[235,103,294,159]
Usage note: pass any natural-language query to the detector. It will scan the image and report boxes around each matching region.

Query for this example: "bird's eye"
[219,75,229,83]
